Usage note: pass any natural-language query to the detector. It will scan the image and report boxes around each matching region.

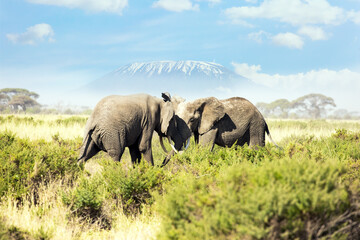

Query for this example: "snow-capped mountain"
[110,60,238,80]
[82,60,252,103]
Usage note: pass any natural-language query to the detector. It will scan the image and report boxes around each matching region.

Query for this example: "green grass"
[0,115,359,239]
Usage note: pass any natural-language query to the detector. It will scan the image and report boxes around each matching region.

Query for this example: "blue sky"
[1,0,360,111]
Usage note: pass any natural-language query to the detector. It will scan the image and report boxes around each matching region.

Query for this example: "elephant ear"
[161,101,175,134]
[162,92,171,102]
[198,97,225,135]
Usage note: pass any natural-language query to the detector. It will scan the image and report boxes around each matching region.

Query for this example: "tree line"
[1,89,358,119]
[256,93,359,119]
[0,88,90,114]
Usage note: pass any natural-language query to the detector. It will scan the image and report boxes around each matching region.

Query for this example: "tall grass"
[0,115,359,239]
[268,119,360,143]
[0,115,87,141]
[2,114,359,142]
[0,180,161,240]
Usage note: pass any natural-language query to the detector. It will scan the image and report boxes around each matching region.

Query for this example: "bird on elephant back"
[172,95,279,150]
[78,93,191,167]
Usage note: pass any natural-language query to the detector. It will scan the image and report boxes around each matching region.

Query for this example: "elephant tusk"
[168,136,178,153]
[159,136,169,153]
[185,138,190,150]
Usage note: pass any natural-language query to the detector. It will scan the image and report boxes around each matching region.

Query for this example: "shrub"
[157,132,360,240]
[62,159,167,228]
[101,160,167,215]
[62,175,108,228]
[0,131,81,201]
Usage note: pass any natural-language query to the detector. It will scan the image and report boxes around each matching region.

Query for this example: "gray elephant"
[173,96,278,150]
[78,93,191,166]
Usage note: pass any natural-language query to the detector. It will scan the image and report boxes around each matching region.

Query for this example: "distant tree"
[291,94,336,119]
[256,102,271,116]
[8,95,40,111]
[0,88,39,99]
[0,88,40,112]
[0,93,10,104]
[257,93,338,119]
[331,109,351,119]
[257,99,291,118]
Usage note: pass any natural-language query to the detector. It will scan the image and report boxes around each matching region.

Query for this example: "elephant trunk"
[161,149,175,167]
[161,137,191,167]
[159,135,169,153]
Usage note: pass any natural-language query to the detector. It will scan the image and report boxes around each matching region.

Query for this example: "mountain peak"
[83,60,251,101]
[112,60,234,79]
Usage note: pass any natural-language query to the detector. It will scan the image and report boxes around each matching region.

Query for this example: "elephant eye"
[189,117,195,123]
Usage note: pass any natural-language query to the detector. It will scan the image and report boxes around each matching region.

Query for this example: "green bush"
[101,160,167,215]
[62,175,107,226]
[1,124,359,239]
[156,131,360,240]
[0,131,81,201]
[62,159,167,228]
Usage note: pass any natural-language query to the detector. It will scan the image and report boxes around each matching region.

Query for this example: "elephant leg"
[199,128,218,151]
[106,148,124,162]
[103,133,125,162]
[236,128,250,147]
[138,130,154,166]
[194,131,199,144]
[249,125,266,148]
[79,138,101,163]
[139,148,153,166]
[129,144,142,165]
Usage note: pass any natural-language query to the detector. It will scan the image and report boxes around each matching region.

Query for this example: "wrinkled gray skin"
[174,96,278,150]
[78,93,191,166]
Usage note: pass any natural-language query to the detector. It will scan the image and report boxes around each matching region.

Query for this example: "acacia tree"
[0,88,39,99]
[291,94,336,119]
[0,93,10,104]
[257,93,337,119]
[0,88,40,112]
[8,95,39,111]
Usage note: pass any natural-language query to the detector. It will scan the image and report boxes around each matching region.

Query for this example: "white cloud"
[196,0,221,4]
[6,23,54,45]
[153,0,199,12]
[233,63,262,77]
[232,62,360,92]
[248,30,270,43]
[248,27,327,48]
[348,10,360,24]
[231,62,360,111]
[272,32,304,49]
[298,26,328,40]
[224,0,346,26]
[27,0,128,14]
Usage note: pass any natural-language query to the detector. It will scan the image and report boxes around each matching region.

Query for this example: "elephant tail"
[264,122,281,149]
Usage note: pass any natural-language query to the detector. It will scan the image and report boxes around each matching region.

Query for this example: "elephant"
[173,96,278,150]
[78,93,191,166]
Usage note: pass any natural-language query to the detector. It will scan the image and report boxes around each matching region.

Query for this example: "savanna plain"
[0,114,360,239]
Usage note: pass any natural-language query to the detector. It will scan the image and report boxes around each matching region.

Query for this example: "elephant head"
[158,93,192,165]
[174,96,225,141]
